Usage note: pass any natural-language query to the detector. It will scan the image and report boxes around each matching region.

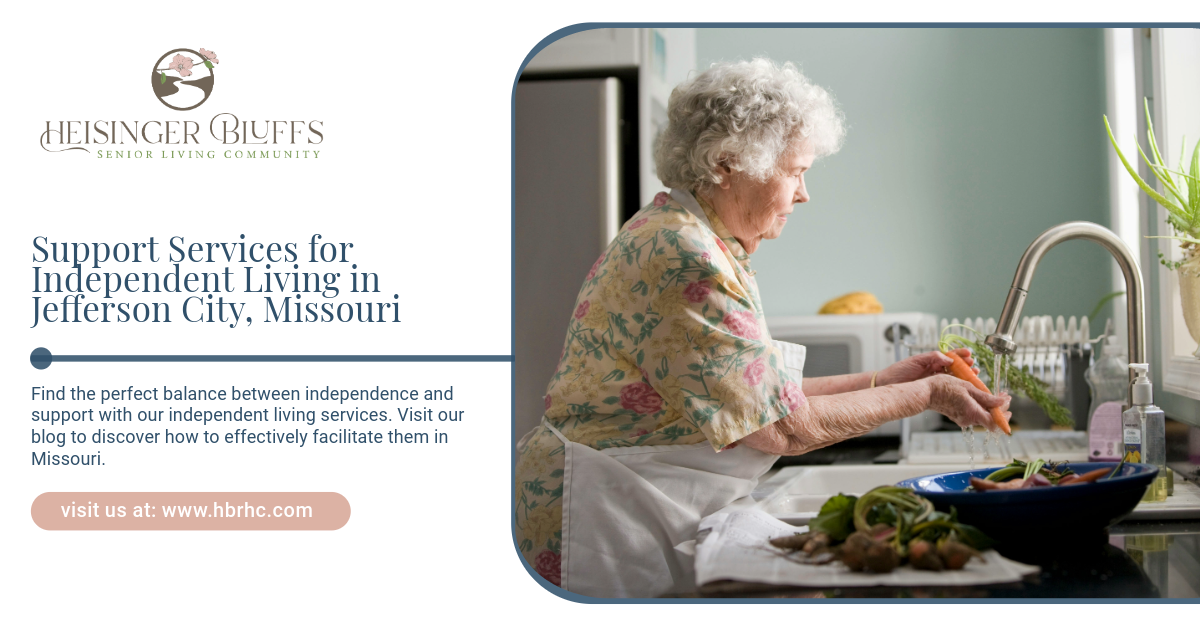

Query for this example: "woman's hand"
[926,374,1011,430]
[739,372,1010,458]
[876,349,976,387]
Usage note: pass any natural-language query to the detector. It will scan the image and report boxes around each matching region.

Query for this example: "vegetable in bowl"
[966,458,1122,492]
[894,461,1158,542]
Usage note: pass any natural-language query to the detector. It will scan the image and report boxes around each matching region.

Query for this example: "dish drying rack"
[892,315,1100,464]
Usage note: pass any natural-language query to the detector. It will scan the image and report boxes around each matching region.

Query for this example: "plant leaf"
[1023,458,1046,480]
[204,60,213,69]
[160,72,166,84]
[808,493,857,541]
[1088,291,1125,322]
[1145,98,1170,176]
[1142,99,1192,210]
[1189,137,1200,231]
[1137,140,1189,211]
[1148,235,1200,246]
[1104,115,1181,213]
[1148,163,1200,184]
[953,522,995,550]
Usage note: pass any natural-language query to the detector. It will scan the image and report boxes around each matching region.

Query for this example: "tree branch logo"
[40,47,324,158]
[151,48,219,111]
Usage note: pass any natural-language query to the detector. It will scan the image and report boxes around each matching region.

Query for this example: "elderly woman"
[515,58,1010,597]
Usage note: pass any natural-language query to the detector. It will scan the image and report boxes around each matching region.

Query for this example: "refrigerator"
[514,29,695,441]
[514,78,627,440]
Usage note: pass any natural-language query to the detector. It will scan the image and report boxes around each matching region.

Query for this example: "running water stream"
[961,426,1006,469]
[993,354,1008,396]
[961,425,976,468]
[960,354,1010,468]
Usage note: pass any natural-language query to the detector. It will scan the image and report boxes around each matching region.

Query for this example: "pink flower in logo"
[781,381,806,412]
[743,358,766,386]
[585,253,605,281]
[198,48,219,64]
[723,311,761,339]
[653,191,670,207]
[683,280,711,304]
[534,550,561,587]
[619,382,663,414]
[170,54,194,77]
[544,395,552,411]
[628,218,649,231]
[574,301,590,320]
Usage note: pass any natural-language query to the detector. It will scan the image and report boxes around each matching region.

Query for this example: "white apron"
[540,339,805,598]
[526,189,805,597]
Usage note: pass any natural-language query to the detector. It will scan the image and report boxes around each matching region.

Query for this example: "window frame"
[1141,29,1200,416]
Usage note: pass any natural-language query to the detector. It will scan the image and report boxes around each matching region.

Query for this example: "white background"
[2,1,1192,624]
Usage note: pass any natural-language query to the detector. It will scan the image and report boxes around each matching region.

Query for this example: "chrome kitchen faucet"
[984,222,1147,391]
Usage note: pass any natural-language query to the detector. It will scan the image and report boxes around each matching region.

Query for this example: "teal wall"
[697,28,1113,323]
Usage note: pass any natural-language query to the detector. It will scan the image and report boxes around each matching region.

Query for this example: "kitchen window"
[1136,29,1200,412]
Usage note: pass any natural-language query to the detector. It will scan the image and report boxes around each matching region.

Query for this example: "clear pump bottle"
[1122,363,1167,503]
[1086,333,1127,462]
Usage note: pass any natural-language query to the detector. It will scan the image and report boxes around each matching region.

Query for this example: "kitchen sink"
[753,464,1200,525]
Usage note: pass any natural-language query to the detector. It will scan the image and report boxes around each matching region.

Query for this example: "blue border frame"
[509,22,1200,604]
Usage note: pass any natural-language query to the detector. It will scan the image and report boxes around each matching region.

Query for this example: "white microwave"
[766,312,942,436]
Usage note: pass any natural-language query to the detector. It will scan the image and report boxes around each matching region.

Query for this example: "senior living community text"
[29,235,401,328]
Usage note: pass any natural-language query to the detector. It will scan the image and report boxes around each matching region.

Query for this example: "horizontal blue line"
[50,355,513,363]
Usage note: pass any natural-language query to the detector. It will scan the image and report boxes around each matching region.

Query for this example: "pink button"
[32,492,350,530]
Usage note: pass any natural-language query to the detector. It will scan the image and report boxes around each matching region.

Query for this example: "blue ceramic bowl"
[895,462,1159,542]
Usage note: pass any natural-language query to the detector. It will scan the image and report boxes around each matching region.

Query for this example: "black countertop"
[687,419,1200,599]
[691,514,1200,599]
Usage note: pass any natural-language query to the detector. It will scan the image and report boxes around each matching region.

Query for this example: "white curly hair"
[654,58,845,192]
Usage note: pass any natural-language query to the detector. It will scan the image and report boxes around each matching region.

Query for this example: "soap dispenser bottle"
[1086,329,1127,462]
[1122,363,1167,502]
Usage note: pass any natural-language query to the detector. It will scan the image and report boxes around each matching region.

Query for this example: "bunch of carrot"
[935,325,1074,429]
[941,349,1012,435]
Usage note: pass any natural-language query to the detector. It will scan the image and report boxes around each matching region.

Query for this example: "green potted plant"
[1105,100,1200,358]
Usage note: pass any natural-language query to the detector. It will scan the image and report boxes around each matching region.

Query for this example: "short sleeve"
[637,229,806,451]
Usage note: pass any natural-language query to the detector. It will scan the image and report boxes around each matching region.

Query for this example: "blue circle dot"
[31,347,53,370]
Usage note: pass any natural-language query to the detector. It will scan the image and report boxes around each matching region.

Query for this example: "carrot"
[1058,467,1112,486]
[942,350,1011,435]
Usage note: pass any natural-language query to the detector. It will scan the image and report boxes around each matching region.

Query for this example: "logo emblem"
[151,48,219,111]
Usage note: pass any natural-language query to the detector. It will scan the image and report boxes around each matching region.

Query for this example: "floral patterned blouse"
[515,190,806,587]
